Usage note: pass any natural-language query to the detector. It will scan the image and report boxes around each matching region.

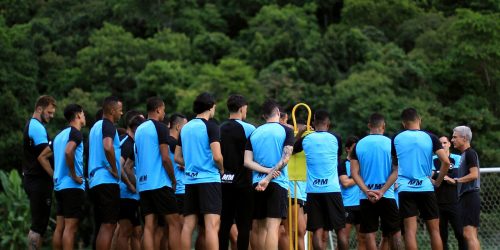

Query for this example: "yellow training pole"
[294,181,299,250]
[288,188,293,250]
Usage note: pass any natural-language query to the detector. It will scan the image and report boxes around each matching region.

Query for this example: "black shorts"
[459,191,480,227]
[90,184,120,224]
[306,192,345,231]
[399,191,439,220]
[345,205,361,225]
[140,186,178,216]
[176,194,185,215]
[55,188,85,219]
[119,198,141,227]
[184,183,222,216]
[253,182,288,219]
[360,198,400,235]
[23,175,53,236]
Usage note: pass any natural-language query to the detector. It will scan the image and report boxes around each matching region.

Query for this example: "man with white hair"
[451,126,481,250]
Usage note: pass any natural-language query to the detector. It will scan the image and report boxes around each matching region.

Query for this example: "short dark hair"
[63,104,83,122]
[95,108,103,121]
[279,112,288,119]
[193,92,215,114]
[401,108,419,122]
[129,115,145,132]
[146,97,164,112]
[124,110,143,129]
[169,113,187,128]
[314,109,330,124]
[261,99,279,118]
[369,113,385,128]
[227,95,247,113]
[345,136,359,148]
[102,96,120,115]
[439,135,450,142]
[35,95,56,109]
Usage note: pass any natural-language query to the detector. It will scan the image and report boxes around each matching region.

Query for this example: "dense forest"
[1,0,499,172]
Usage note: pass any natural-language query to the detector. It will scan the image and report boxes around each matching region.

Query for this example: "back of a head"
[169,113,187,128]
[369,113,385,128]
[124,110,143,128]
[95,108,103,121]
[129,115,146,133]
[146,97,164,113]
[401,108,419,123]
[345,136,359,148]
[63,104,83,122]
[35,95,57,110]
[314,109,330,125]
[193,92,215,114]
[227,95,247,113]
[261,99,279,119]
[102,96,120,115]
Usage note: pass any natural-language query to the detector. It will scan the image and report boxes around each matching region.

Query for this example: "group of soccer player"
[22,93,481,250]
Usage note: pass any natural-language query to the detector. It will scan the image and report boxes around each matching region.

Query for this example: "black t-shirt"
[220,119,253,187]
[120,135,135,161]
[22,118,52,180]
[432,156,459,204]
[338,159,349,177]
[166,135,177,154]
[457,148,480,196]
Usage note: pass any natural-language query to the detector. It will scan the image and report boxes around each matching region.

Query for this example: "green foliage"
[0,170,30,249]
[0,0,498,171]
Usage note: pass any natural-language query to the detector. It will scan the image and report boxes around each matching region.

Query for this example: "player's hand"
[430,177,440,187]
[171,181,177,193]
[255,179,270,192]
[444,176,455,184]
[109,168,119,180]
[72,175,83,184]
[128,185,137,194]
[219,167,225,176]
[271,170,281,178]
[367,190,381,203]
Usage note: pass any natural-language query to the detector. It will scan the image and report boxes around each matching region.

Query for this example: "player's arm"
[339,175,356,188]
[434,149,451,187]
[454,151,479,184]
[37,147,54,177]
[379,162,398,195]
[160,144,176,189]
[455,167,479,183]
[123,158,136,187]
[210,142,224,174]
[103,137,119,179]
[338,161,355,188]
[244,150,272,174]
[350,159,372,197]
[65,141,82,184]
[174,145,185,166]
[120,156,136,193]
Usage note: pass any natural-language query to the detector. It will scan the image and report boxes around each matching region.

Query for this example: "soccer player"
[22,95,56,250]
[431,136,466,250]
[88,96,123,250]
[350,113,401,250]
[167,113,188,214]
[175,92,224,250]
[38,104,85,250]
[392,108,450,250]
[337,136,365,249]
[219,95,256,250]
[292,109,347,250]
[116,113,145,250]
[451,126,481,250]
[244,99,293,250]
[134,97,181,250]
